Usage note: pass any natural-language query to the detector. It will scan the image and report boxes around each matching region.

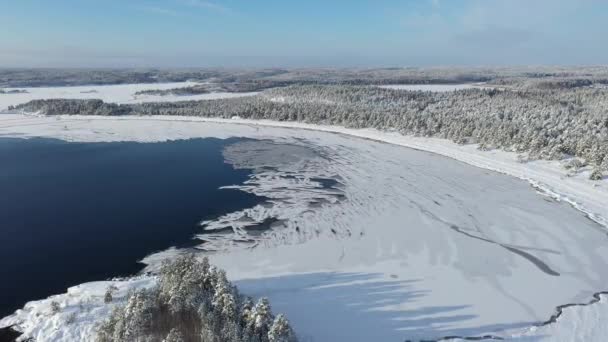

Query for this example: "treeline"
[0,69,221,88]
[0,67,490,88]
[13,85,608,178]
[0,89,27,94]
[4,67,608,89]
[11,99,133,116]
[97,254,296,342]
[135,85,213,96]
[134,80,345,96]
[490,77,608,90]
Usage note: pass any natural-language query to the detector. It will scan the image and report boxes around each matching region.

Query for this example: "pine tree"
[96,256,297,342]
[268,314,296,342]
[247,298,274,341]
[590,168,604,180]
[50,301,61,314]
[118,289,154,341]
[104,285,118,304]
[163,328,185,342]
[213,270,237,321]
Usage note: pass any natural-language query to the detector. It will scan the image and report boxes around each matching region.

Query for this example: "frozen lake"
[207,131,608,340]
[0,82,258,112]
[1,114,607,341]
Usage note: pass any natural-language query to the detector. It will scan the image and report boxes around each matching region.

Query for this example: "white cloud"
[134,1,233,17]
[133,1,232,18]
[135,5,182,17]
[181,0,232,14]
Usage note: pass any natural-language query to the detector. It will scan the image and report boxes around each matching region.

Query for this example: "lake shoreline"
[0,136,265,318]
[1,114,608,341]
[4,113,604,229]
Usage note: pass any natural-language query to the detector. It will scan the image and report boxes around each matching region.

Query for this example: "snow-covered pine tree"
[268,314,296,342]
[95,256,297,342]
[117,289,155,341]
[163,328,185,342]
[159,254,210,314]
[590,168,604,180]
[50,301,61,314]
[104,285,118,304]
[248,298,274,341]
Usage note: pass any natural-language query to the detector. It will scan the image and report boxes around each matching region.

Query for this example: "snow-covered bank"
[3,278,606,342]
[0,82,258,111]
[493,292,608,341]
[0,277,156,342]
[1,114,608,341]
[0,276,608,342]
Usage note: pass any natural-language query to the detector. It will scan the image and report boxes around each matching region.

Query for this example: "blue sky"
[1,0,607,67]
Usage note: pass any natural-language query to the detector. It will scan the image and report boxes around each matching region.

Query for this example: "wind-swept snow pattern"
[1,114,608,341]
[208,134,608,341]
[198,140,345,252]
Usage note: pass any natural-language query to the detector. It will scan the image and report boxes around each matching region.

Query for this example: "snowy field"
[0,82,258,111]
[1,114,607,341]
[377,84,483,92]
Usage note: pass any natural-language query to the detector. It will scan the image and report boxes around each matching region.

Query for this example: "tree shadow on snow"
[236,272,533,341]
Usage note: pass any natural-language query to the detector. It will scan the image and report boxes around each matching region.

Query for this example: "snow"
[498,294,608,341]
[0,82,258,111]
[1,113,607,341]
[4,275,605,342]
[377,84,484,92]
[3,114,602,228]
[0,276,156,342]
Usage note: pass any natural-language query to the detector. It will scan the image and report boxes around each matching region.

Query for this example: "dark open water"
[0,137,262,317]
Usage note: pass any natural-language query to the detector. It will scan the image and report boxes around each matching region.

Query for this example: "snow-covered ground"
[496,293,608,341]
[1,114,607,341]
[0,82,258,111]
[0,277,156,342]
[377,84,484,92]
[4,276,605,342]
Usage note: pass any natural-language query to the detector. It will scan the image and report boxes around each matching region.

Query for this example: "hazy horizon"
[1,0,607,68]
